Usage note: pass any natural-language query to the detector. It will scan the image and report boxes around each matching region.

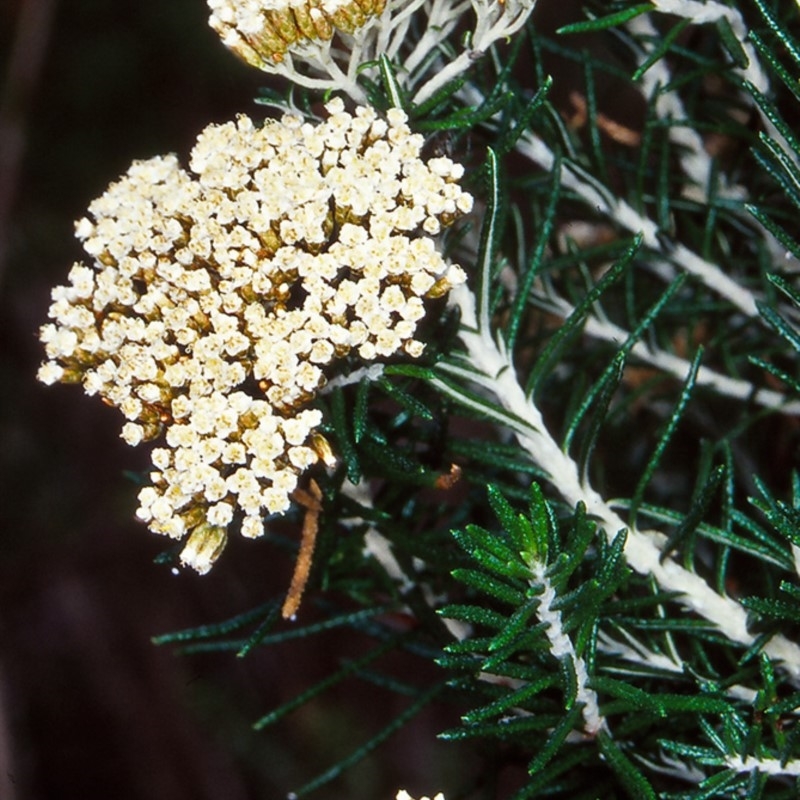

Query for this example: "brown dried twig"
[282,479,323,620]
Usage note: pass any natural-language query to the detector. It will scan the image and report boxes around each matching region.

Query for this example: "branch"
[515,131,762,319]
[531,561,605,734]
[532,291,800,415]
[726,755,800,777]
[437,282,800,681]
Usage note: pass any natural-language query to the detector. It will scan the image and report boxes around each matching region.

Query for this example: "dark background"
[0,2,466,797]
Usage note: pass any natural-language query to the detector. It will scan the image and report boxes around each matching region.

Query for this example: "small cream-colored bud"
[310,432,338,468]
[180,523,228,575]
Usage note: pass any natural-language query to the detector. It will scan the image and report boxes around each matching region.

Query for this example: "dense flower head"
[38,98,471,573]
[208,0,387,65]
[396,792,446,800]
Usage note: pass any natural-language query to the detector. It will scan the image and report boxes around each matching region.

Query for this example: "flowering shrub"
[38,98,470,572]
[34,0,800,797]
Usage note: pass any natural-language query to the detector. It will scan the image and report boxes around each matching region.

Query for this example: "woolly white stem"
[598,631,758,704]
[596,629,684,675]
[270,49,367,103]
[649,1,769,94]
[646,1,800,184]
[532,562,605,734]
[411,0,538,105]
[321,363,385,393]
[534,293,800,415]
[439,282,800,681]
[515,132,761,319]
[726,755,800,777]
[340,480,472,640]
[627,11,791,267]
[635,753,706,784]
[340,479,412,589]
[627,15,747,203]
[385,0,444,65]
[412,51,480,107]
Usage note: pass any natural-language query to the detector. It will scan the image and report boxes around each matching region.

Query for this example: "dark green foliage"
[146,1,800,797]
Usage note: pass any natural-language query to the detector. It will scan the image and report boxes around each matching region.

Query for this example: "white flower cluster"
[209,0,387,65]
[396,791,445,800]
[38,98,471,573]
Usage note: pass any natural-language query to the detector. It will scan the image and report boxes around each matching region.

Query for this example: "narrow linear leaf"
[376,376,434,421]
[596,730,658,800]
[527,704,585,775]
[478,148,503,335]
[631,347,704,522]
[752,0,800,70]
[439,712,559,741]
[451,567,526,605]
[379,53,405,110]
[659,739,725,765]
[744,79,800,158]
[527,237,637,399]
[416,92,513,132]
[576,354,624,483]
[253,637,398,730]
[511,747,593,799]
[291,683,444,797]
[488,596,541,653]
[557,4,653,35]
[561,264,685,450]
[331,387,361,483]
[746,204,800,261]
[715,15,749,70]
[750,29,800,103]
[151,599,279,645]
[741,595,800,623]
[237,603,283,657]
[659,464,726,563]
[487,483,523,543]
[506,154,561,352]
[353,376,371,443]
[455,521,524,569]
[244,604,397,647]
[526,482,557,564]
[768,271,800,308]
[548,503,596,583]
[757,300,800,352]
[437,603,509,629]
[410,75,467,118]
[495,75,553,156]
[462,675,559,725]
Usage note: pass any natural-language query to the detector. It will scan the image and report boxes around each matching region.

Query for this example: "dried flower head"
[38,98,471,573]
[208,0,388,65]
[206,0,540,107]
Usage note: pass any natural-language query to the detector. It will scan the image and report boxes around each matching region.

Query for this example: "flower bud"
[180,523,228,575]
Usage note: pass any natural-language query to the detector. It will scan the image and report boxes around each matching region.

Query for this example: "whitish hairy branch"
[515,131,762,319]
[726,755,800,777]
[340,480,472,640]
[626,15,747,205]
[459,79,766,319]
[531,562,605,734]
[435,282,800,681]
[596,629,684,676]
[411,0,539,105]
[626,11,790,266]
[532,291,800,415]
[649,0,769,95]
